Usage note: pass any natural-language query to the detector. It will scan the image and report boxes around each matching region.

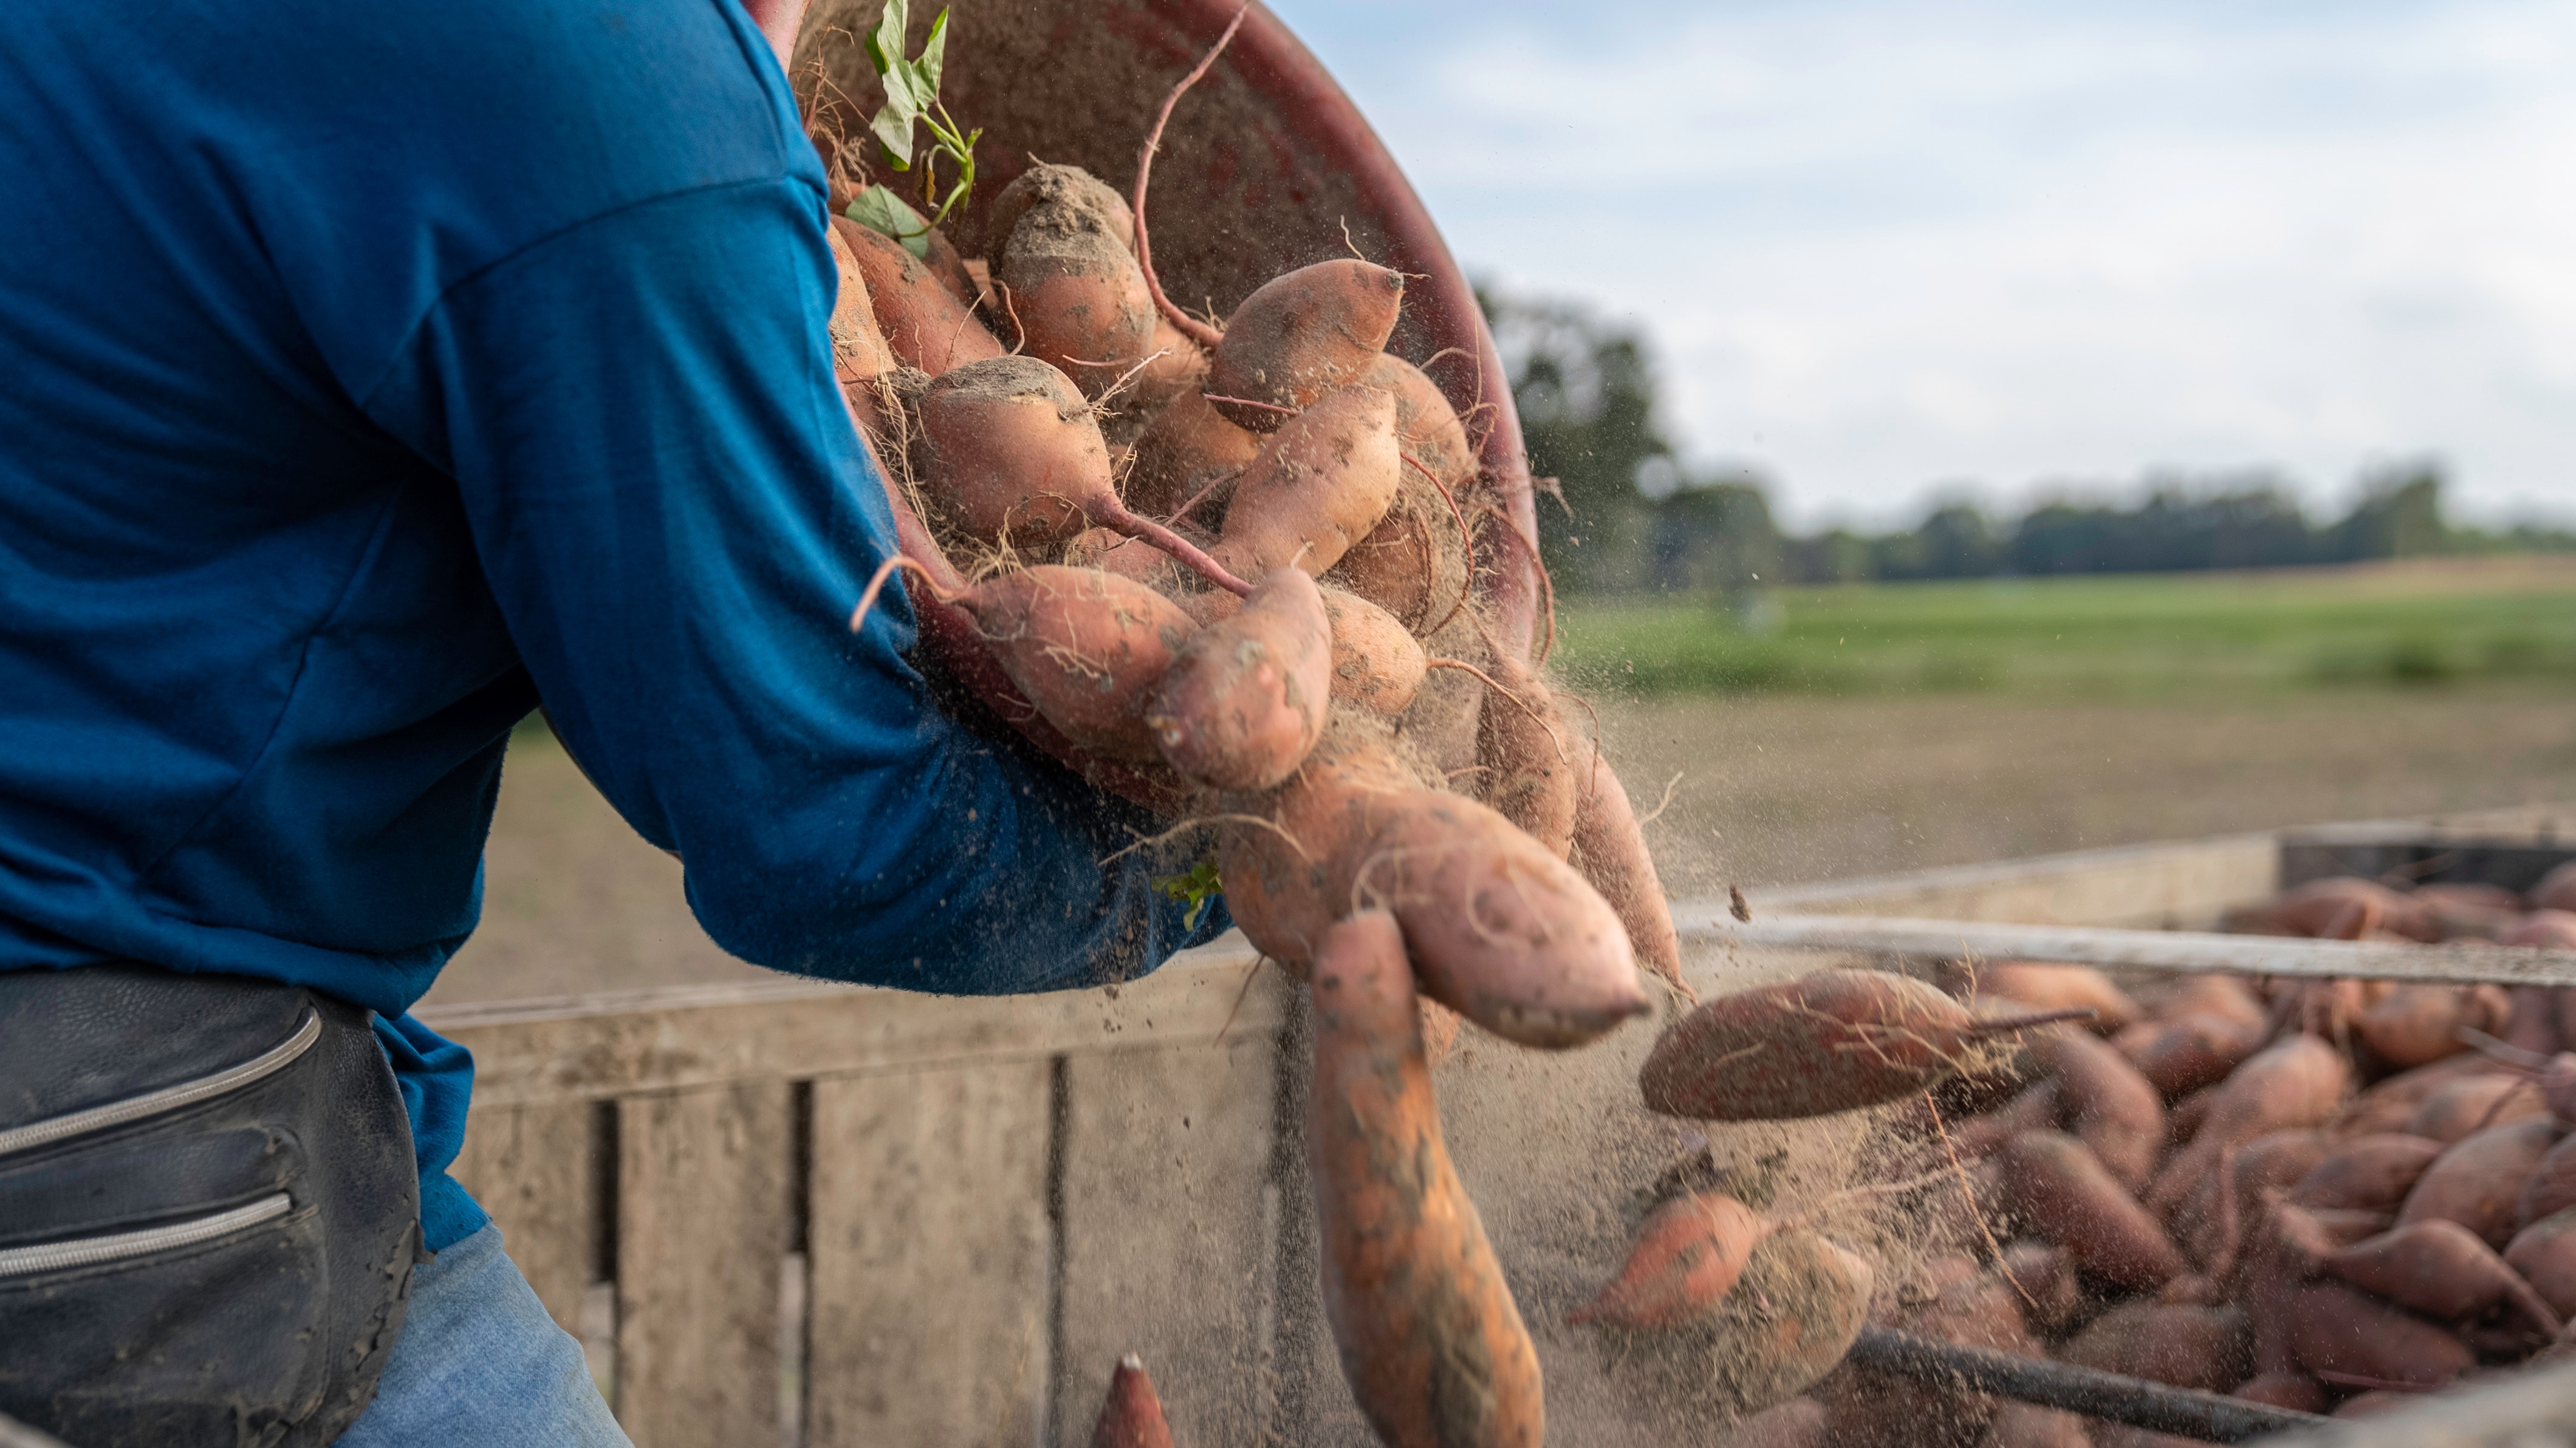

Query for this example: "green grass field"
[1553,556,2576,698]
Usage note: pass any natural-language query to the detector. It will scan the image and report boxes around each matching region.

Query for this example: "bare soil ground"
[425,683,2576,1007]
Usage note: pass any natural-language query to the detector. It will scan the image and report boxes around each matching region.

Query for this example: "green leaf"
[868,102,915,169]
[914,9,949,98]
[1153,858,1224,932]
[844,187,931,260]
[863,0,909,84]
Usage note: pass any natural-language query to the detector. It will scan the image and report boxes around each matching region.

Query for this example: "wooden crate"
[422,801,2576,1445]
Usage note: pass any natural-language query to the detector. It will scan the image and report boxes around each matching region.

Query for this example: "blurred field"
[430,634,2576,1008]
[1555,555,2576,698]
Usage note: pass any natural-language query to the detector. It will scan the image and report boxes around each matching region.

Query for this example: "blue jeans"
[335,1225,629,1446]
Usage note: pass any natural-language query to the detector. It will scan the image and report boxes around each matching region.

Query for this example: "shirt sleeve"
[363,174,1227,993]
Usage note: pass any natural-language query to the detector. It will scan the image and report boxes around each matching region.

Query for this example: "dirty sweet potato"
[2398,1118,2560,1246]
[1998,1130,2186,1291]
[1309,910,1543,1448]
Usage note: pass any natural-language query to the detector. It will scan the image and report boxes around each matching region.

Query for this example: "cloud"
[1272,0,2576,526]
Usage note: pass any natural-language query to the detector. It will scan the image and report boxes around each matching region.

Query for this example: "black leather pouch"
[0,966,422,1447]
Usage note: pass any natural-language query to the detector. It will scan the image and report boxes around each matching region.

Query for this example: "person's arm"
[365,174,1224,992]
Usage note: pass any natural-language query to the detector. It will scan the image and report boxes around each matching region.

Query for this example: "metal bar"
[1845,1327,2326,1443]
[1679,909,2576,988]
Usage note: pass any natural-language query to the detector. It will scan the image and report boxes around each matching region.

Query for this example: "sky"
[1268,0,2576,529]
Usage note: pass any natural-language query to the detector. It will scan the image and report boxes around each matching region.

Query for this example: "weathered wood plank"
[1055,1031,1282,1446]
[614,1082,789,1446]
[447,1101,595,1333]
[419,939,1275,1108]
[1753,833,2281,931]
[2249,1356,2576,1446]
[1680,911,2576,987]
[805,1060,1052,1448]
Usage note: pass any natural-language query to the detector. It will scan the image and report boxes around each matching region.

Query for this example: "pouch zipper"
[0,1008,320,1160]
[0,1193,294,1278]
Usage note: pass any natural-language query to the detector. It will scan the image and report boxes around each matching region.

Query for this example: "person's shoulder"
[345,0,804,217]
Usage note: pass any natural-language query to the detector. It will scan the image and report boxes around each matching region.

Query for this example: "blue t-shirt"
[0,0,1223,1249]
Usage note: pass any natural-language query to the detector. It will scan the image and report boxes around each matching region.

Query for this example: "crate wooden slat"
[1053,1037,1282,1446]
[615,1081,790,1447]
[444,1099,594,1333]
[806,1060,1052,1448]
[422,940,1273,1108]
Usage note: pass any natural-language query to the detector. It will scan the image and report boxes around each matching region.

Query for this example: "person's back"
[0,2,1215,1439]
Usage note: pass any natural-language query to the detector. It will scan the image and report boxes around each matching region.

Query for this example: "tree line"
[1481,290,2576,594]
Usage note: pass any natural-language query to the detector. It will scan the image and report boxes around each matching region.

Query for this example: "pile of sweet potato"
[809,52,1688,1444]
[1594,858,2576,1447]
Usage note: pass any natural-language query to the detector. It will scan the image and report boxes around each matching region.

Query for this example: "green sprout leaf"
[844,186,931,261]
[857,2,976,228]
[1154,858,1224,932]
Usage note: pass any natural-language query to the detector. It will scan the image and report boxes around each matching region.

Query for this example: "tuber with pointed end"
[1207,260,1405,429]
[1088,1353,1174,1448]
[914,356,1253,595]
[2324,1218,2561,1337]
[1571,746,1689,1005]
[1639,970,2097,1121]
[1472,644,1577,860]
[1567,1191,1763,1328]
[1179,584,1424,718]
[1206,385,1402,582]
[2145,1035,2351,1220]
[2396,1118,2558,1247]
[1216,721,1417,974]
[1145,567,1330,791]
[851,559,1193,762]
[1998,1129,2188,1291]
[831,214,1004,377]
[998,177,1157,400]
[1308,909,1544,1448]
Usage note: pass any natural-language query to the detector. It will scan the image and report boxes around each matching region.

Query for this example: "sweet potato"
[999,183,1159,401]
[2151,974,2267,1026]
[1472,646,1578,860]
[2175,1130,2328,1270]
[1688,1229,1875,1417]
[2323,1053,2505,1136]
[1218,725,1648,1046]
[1641,971,2091,1121]
[1089,1353,1174,1448]
[2505,1207,2576,1320]
[1960,963,2140,1037]
[1572,747,1689,1005]
[2115,1015,2267,1100]
[2280,1280,2473,1389]
[2288,1134,2445,1214]
[1180,585,1425,717]
[1997,1240,2090,1337]
[1207,385,1403,581]
[2503,909,2576,949]
[1125,388,1262,521]
[2230,1371,2329,1414]
[2165,1087,2217,1147]
[2146,1036,2349,1218]
[824,221,899,386]
[1942,1082,2064,1163]
[2034,1031,2165,1192]
[1998,1130,2187,1290]
[1348,786,1649,1047]
[2060,1300,2251,1392]
[2397,1118,2560,1246]
[832,214,1005,376]
[2532,861,2576,914]
[916,356,1251,593]
[2407,1071,2547,1142]
[2354,984,2512,1069]
[2323,1218,2560,1336]
[1567,1191,1763,1328]
[2521,1135,2576,1228]
[2504,986,2565,1057]
[855,561,1193,761]
[1365,352,1476,490]
[2416,883,2524,941]
[2261,877,2436,941]
[1309,911,1543,1448]
[1207,260,1404,428]
[1145,567,1330,790]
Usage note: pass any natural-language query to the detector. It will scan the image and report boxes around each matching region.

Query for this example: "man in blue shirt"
[0,0,1217,1438]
